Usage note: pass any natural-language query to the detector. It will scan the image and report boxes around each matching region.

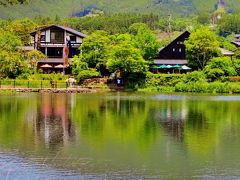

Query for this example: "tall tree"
[129,23,159,61]
[185,27,220,70]
[107,39,148,74]
[79,30,110,68]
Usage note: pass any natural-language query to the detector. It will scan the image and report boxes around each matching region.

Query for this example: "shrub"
[204,57,237,82]
[181,71,206,83]
[76,69,99,83]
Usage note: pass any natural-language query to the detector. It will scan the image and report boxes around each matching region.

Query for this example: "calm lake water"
[0,92,240,179]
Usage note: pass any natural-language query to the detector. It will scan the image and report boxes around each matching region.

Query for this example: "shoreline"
[0,87,97,93]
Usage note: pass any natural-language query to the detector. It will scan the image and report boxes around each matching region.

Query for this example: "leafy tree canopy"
[79,30,110,68]
[185,27,220,70]
[204,57,237,82]
[129,23,159,61]
[107,39,148,74]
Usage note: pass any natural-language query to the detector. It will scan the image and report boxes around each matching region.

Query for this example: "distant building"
[231,34,240,47]
[154,31,190,66]
[30,25,86,72]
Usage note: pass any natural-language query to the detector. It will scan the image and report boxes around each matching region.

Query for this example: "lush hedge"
[145,72,183,87]
[141,72,240,94]
[175,81,240,94]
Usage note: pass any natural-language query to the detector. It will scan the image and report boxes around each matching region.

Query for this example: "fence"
[0,80,70,89]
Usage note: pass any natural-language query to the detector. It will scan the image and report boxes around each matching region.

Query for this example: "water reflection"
[0,93,240,178]
[35,93,75,149]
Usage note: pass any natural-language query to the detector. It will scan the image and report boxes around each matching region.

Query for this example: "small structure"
[231,34,240,47]
[219,48,235,59]
[30,25,86,73]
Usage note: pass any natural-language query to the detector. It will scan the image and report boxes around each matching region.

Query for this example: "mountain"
[0,0,239,19]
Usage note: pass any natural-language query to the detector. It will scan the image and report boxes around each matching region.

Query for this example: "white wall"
[46,30,50,42]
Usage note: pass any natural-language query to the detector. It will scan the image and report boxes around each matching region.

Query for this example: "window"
[70,36,76,42]
[173,48,175,52]
[179,48,182,52]
[47,47,63,58]
[40,35,46,42]
[50,30,64,43]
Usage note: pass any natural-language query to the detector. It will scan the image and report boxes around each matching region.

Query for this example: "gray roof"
[31,25,86,38]
[219,48,234,56]
[154,59,188,65]
[232,41,240,47]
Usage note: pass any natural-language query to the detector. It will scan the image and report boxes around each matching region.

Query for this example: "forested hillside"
[1,0,240,19]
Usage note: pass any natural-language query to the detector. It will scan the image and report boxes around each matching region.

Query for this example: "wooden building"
[154,31,190,66]
[30,25,86,72]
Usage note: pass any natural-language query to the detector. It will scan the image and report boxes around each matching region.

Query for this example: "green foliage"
[65,13,159,34]
[175,81,232,93]
[107,42,148,74]
[0,50,27,78]
[217,36,237,51]
[218,13,240,36]
[6,18,37,45]
[182,71,206,83]
[71,60,89,75]
[25,50,46,70]
[0,0,27,6]
[185,27,220,69]
[129,23,159,60]
[79,30,110,68]
[197,12,211,25]
[145,72,183,87]
[233,59,240,76]
[204,57,237,82]
[17,73,67,81]
[76,69,99,83]
[0,31,22,50]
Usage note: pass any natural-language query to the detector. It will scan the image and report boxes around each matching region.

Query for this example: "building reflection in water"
[34,93,75,149]
[151,100,188,141]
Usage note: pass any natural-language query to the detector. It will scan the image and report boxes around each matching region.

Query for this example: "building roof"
[158,31,190,54]
[219,48,234,56]
[154,59,188,65]
[232,41,240,47]
[30,25,86,38]
[235,34,240,38]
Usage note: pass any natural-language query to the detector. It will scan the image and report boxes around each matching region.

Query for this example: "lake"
[0,92,240,179]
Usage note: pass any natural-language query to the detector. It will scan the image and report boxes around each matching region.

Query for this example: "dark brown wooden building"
[154,31,190,65]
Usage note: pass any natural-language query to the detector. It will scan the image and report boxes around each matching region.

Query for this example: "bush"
[204,57,237,82]
[181,71,206,83]
[76,69,99,83]
[145,72,183,87]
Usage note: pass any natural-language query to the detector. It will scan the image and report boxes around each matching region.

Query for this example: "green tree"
[0,31,27,78]
[185,27,220,69]
[25,50,46,71]
[0,31,22,50]
[107,41,148,74]
[6,18,37,45]
[129,23,159,61]
[79,30,110,68]
[204,57,237,82]
[197,12,211,25]
[0,51,27,78]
